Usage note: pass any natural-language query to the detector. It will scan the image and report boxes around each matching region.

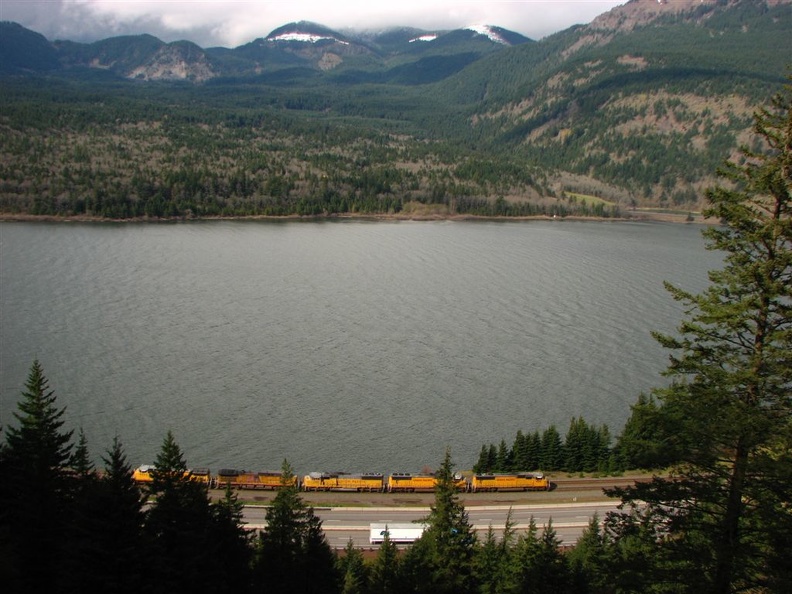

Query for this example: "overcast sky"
[1,1,626,48]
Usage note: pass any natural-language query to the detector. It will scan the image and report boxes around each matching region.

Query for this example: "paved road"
[242,501,620,549]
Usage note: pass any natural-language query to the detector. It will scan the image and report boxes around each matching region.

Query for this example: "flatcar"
[470,472,549,492]
[302,472,384,492]
[215,468,297,490]
[387,472,468,492]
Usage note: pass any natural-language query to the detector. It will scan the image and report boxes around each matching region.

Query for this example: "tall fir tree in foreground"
[253,459,338,594]
[369,527,401,593]
[0,360,74,593]
[61,436,151,594]
[402,450,477,593]
[608,79,792,593]
[145,430,221,594]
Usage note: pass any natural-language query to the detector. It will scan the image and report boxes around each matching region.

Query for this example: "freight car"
[387,472,468,492]
[214,469,297,490]
[470,472,549,492]
[302,472,385,492]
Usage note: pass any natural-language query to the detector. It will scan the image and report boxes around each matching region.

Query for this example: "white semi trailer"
[369,523,427,544]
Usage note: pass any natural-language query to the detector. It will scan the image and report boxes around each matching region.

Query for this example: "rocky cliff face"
[590,0,790,32]
[126,42,216,82]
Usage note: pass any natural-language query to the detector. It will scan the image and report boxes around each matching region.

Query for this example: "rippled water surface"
[0,220,722,473]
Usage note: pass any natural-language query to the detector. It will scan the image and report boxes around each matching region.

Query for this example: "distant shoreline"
[0,210,714,225]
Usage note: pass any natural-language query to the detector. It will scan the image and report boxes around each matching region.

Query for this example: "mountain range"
[0,20,531,82]
[0,0,790,218]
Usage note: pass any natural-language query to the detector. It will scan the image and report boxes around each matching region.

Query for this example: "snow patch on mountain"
[268,31,349,45]
[409,34,438,43]
[465,24,508,44]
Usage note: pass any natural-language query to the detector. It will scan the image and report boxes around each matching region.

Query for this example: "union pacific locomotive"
[132,466,550,492]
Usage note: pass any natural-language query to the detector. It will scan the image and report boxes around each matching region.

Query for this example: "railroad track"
[552,476,650,491]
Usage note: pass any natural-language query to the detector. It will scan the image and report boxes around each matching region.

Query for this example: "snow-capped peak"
[265,22,350,45]
[268,31,348,45]
[465,24,508,45]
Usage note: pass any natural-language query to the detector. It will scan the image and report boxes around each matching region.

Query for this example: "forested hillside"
[0,0,789,219]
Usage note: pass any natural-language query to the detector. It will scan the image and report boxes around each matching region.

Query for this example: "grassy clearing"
[563,192,615,207]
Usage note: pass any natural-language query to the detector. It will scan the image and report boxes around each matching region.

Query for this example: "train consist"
[133,467,550,492]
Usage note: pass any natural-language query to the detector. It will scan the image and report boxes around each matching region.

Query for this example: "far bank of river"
[0,209,715,225]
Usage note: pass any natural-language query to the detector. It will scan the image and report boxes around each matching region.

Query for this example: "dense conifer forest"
[1,0,789,219]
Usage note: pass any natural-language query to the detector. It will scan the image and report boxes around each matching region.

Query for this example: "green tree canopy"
[0,360,74,592]
[607,78,792,593]
[404,450,477,593]
[253,459,338,593]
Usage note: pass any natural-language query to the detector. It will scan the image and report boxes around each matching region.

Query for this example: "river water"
[0,219,722,474]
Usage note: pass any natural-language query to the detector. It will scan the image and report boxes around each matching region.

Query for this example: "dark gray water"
[0,219,722,473]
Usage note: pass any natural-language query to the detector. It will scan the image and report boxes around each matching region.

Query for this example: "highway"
[241,501,620,549]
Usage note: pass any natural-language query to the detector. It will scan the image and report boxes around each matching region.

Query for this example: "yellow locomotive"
[302,472,384,492]
[132,465,212,485]
[387,472,468,492]
[470,472,549,492]
[214,469,297,490]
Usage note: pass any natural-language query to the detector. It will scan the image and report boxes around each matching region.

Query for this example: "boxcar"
[302,472,384,492]
[470,472,549,492]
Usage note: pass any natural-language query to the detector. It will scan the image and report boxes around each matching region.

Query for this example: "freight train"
[133,466,550,492]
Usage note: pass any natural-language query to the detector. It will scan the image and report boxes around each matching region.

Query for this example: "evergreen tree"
[405,450,477,593]
[563,417,587,472]
[608,80,792,592]
[495,439,512,472]
[369,526,401,593]
[511,430,530,471]
[145,430,218,594]
[62,436,151,594]
[0,360,74,593]
[486,443,498,471]
[337,539,368,594]
[567,513,611,594]
[540,425,564,471]
[302,510,340,594]
[69,427,94,478]
[475,527,505,594]
[507,518,569,593]
[211,484,255,593]
[614,393,675,470]
[474,444,490,473]
[473,508,516,594]
[602,504,687,593]
[505,517,540,592]
[254,459,338,593]
[526,430,542,471]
